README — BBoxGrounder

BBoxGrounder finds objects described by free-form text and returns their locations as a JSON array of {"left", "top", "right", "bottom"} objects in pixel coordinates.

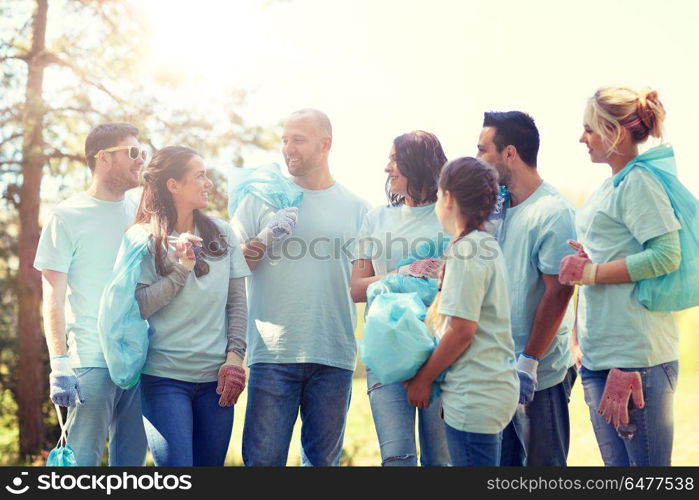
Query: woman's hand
[
  {"left": 559, "top": 253, "right": 597, "bottom": 286},
  {"left": 404, "top": 376, "right": 432, "bottom": 409},
  {"left": 216, "top": 352, "right": 246, "bottom": 407},
  {"left": 173, "top": 232, "right": 202, "bottom": 271},
  {"left": 397, "top": 258, "right": 443, "bottom": 279},
  {"left": 598, "top": 368, "right": 645, "bottom": 429}
]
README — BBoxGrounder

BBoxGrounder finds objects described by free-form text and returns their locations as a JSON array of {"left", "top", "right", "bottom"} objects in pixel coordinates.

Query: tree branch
[
  {"left": 0, "top": 54, "right": 27, "bottom": 63},
  {"left": 0, "top": 132, "right": 23, "bottom": 148},
  {"left": 47, "top": 106, "right": 111, "bottom": 120},
  {"left": 44, "top": 149, "right": 85, "bottom": 163}
]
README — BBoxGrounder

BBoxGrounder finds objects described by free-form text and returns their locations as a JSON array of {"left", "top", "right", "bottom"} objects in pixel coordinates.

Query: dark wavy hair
[
  {"left": 386, "top": 130, "right": 447, "bottom": 206},
  {"left": 134, "top": 146, "right": 227, "bottom": 277}
]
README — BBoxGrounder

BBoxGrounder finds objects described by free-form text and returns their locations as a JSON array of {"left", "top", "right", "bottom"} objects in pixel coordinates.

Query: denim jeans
[
  {"left": 66, "top": 367, "right": 147, "bottom": 466},
  {"left": 444, "top": 423, "right": 502, "bottom": 466},
  {"left": 140, "top": 375, "right": 234, "bottom": 466},
  {"left": 581, "top": 361, "right": 677, "bottom": 466},
  {"left": 366, "top": 370, "right": 450, "bottom": 466},
  {"left": 501, "top": 365, "right": 577, "bottom": 466},
  {"left": 242, "top": 363, "right": 353, "bottom": 466}
]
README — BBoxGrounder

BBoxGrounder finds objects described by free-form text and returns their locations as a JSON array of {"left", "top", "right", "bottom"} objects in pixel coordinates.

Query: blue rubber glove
[
  {"left": 516, "top": 354, "right": 539, "bottom": 405},
  {"left": 49, "top": 355, "right": 84, "bottom": 407}
]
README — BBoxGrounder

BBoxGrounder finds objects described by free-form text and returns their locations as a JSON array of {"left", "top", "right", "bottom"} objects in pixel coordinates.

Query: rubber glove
[
  {"left": 396, "top": 258, "right": 442, "bottom": 279},
  {"left": 598, "top": 368, "right": 645, "bottom": 429},
  {"left": 171, "top": 232, "right": 202, "bottom": 271},
  {"left": 49, "top": 355, "right": 84, "bottom": 407},
  {"left": 216, "top": 352, "right": 246, "bottom": 407},
  {"left": 256, "top": 207, "right": 298, "bottom": 246},
  {"left": 516, "top": 354, "right": 538, "bottom": 404}
]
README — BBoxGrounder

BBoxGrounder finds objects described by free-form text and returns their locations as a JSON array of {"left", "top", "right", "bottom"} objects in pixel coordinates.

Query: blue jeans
[
  {"left": 242, "top": 363, "right": 353, "bottom": 466},
  {"left": 581, "top": 361, "right": 678, "bottom": 466},
  {"left": 140, "top": 375, "right": 234, "bottom": 466},
  {"left": 367, "top": 371, "right": 450, "bottom": 466},
  {"left": 66, "top": 367, "right": 147, "bottom": 466},
  {"left": 501, "top": 365, "right": 577, "bottom": 466},
  {"left": 444, "top": 423, "right": 502, "bottom": 466}
]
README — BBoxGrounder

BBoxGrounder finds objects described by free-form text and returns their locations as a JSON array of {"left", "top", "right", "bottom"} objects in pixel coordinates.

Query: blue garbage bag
[
  {"left": 367, "top": 274, "right": 439, "bottom": 309},
  {"left": 613, "top": 144, "right": 699, "bottom": 311},
  {"left": 98, "top": 225, "right": 152, "bottom": 389},
  {"left": 361, "top": 293, "right": 434, "bottom": 384},
  {"left": 361, "top": 234, "right": 451, "bottom": 402},
  {"left": 47, "top": 404, "right": 77, "bottom": 467},
  {"left": 228, "top": 163, "right": 304, "bottom": 216}
]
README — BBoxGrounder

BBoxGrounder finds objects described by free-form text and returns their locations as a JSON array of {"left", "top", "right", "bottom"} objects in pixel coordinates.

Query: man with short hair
[
  {"left": 477, "top": 111, "right": 577, "bottom": 466},
  {"left": 232, "top": 109, "right": 370, "bottom": 466},
  {"left": 35, "top": 122, "right": 148, "bottom": 465}
]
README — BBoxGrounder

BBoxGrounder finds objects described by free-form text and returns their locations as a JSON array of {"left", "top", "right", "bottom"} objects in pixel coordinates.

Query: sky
[{"left": 142, "top": 0, "right": 699, "bottom": 207}]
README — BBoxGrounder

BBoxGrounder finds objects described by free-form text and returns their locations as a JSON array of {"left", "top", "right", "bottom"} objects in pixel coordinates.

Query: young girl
[
  {"left": 404, "top": 157, "right": 519, "bottom": 466},
  {"left": 560, "top": 86, "right": 681, "bottom": 466},
  {"left": 131, "top": 146, "right": 250, "bottom": 466},
  {"left": 351, "top": 131, "right": 450, "bottom": 466}
]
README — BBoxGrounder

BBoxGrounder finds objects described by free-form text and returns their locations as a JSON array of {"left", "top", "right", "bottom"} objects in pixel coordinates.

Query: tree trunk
[{"left": 17, "top": 0, "right": 48, "bottom": 457}]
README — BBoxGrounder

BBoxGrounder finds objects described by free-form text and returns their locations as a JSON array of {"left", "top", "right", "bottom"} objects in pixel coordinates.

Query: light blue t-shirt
[
  {"left": 138, "top": 219, "right": 250, "bottom": 383},
  {"left": 34, "top": 192, "right": 137, "bottom": 368},
  {"left": 355, "top": 203, "right": 445, "bottom": 274},
  {"left": 577, "top": 168, "right": 680, "bottom": 371},
  {"left": 436, "top": 232, "right": 519, "bottom": 434},
  {"left": 231, "top": 182, "right": 370, "bottom": 371},
  {"left": 497, "top": 181, "right": 576, "bottom": 390}
]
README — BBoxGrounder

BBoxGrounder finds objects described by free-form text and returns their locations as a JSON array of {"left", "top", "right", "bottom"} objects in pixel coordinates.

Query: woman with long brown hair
[
  {"left": 130, "top": 146, "right": 250, "bottom": 466},
  {"left": 350, "top": 131, "right": 450, "bottom": 466}
]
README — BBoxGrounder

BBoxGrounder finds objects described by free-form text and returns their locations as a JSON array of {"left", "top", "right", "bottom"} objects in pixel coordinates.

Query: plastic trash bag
[
  {"left": 397, "top": 234, "right": 451, "bottom": 268},
  {"left": 360, "top": 293, "right": 435, "bottom": 385},
  {"left": 47, "top": 404, "right": 77, "bottom": 467},
  {"left": 367, "top": 274, "right": 439, "bottom": 309},
  {"left": 228, "top": 163, "right": 304, "bottom": 216},
  {"left": 98, "top": 225, "right": 151, "bottom": 389},
  {"left": 613, "top": 145, "right": 699, "bottom": 311}
]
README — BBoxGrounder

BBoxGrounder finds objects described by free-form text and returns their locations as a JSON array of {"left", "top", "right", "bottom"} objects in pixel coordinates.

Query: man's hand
[
  {"left": 49, "top": 355, "right": 84, "bottom": 407},
  {"left": 256, "top": 207, "right": 299, "bottom": 246},
  {"left": 516, "top": 354, "right": 539, "bottom": 405}
]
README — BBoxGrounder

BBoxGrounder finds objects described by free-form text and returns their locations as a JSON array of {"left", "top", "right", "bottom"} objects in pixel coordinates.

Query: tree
[{"left": 0, "top": 0, "right": 276, "bottom": 459}]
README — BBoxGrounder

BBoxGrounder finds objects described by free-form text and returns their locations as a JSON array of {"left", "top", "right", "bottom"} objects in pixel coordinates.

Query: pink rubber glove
[
  {"left": 559, "top": 253, "right": 588, "bottom": 284},
  {"left": 566, "top": 239, "right": 589, "bottom": 259},
  {"left": 216, "top": 364, "right": 246, "bottom": 407},
  {"left": 397, "top": 258, "right": 442, "bottom": 279},
  {"left": 598, "top": 368, "right": 645, "bottom": 429}
]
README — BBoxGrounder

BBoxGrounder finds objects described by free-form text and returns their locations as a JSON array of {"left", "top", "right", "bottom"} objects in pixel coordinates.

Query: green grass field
[{"left": 223, "top": 307, "right": 699, "bottom": 466}]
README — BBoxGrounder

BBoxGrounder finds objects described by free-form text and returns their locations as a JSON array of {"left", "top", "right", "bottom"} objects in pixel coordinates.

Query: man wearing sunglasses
[{"left": 34, "top": 122, "right": 148, "bottom": 465}]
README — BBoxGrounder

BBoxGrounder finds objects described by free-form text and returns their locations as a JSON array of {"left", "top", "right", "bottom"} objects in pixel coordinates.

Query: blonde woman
[{"left": 560, "top": 87, "right": 681, "bottom": 466}]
